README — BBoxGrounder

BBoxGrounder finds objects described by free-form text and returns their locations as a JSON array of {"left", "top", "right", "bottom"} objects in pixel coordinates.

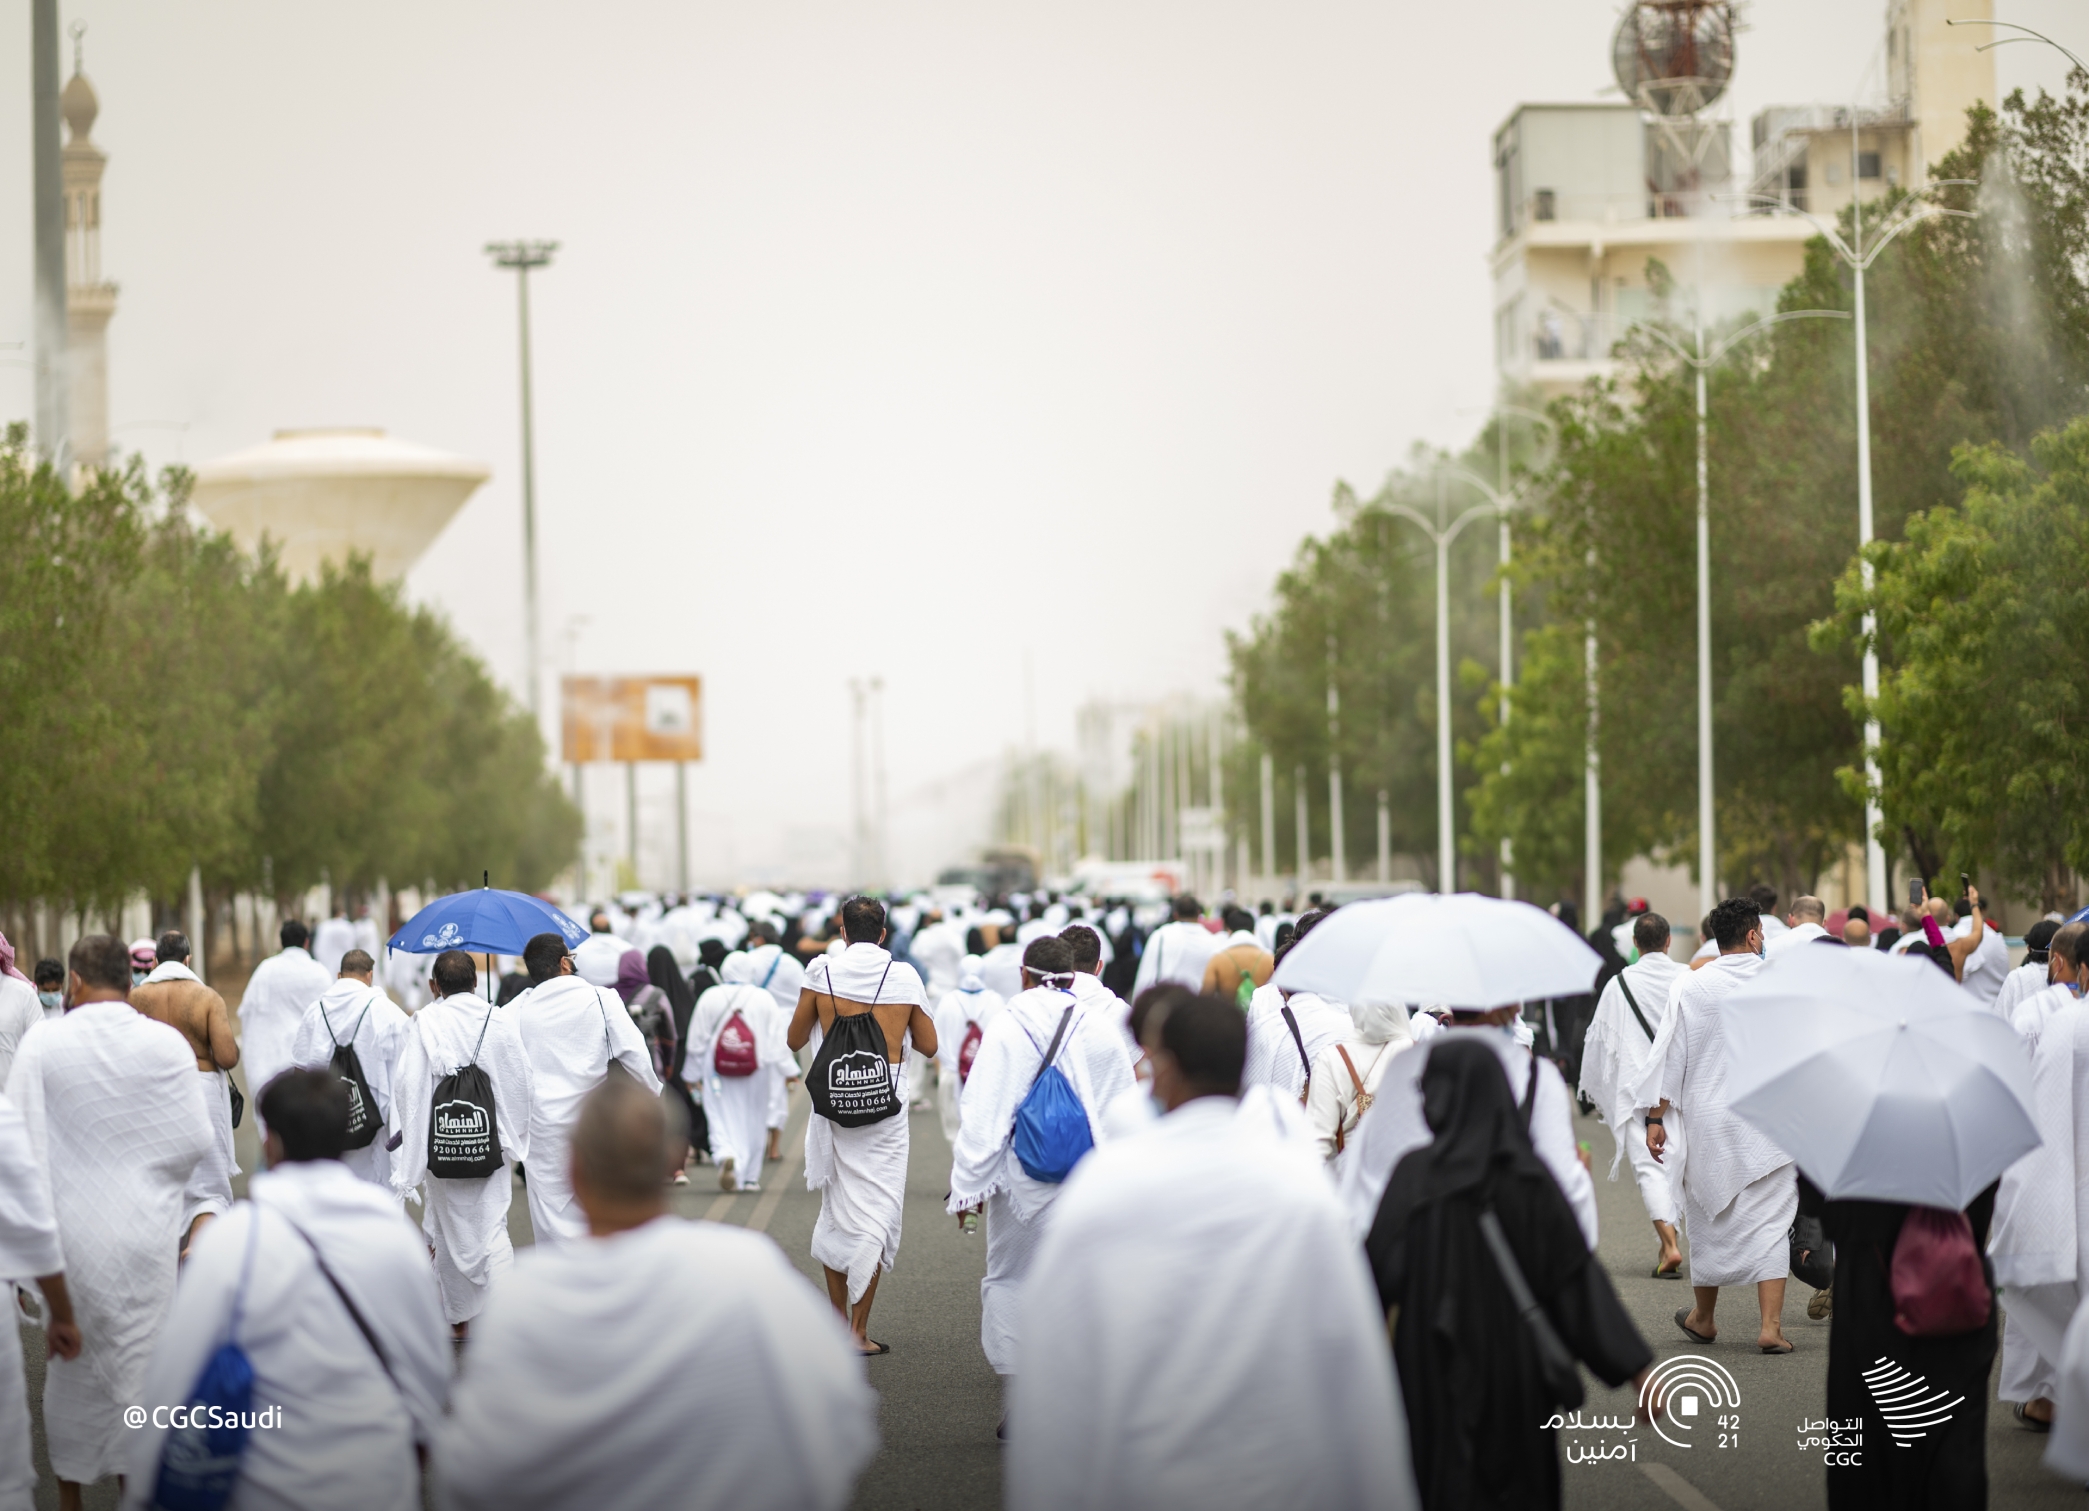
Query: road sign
[{"left": 561, "top": 676, "right": 703, "bottom": 763}]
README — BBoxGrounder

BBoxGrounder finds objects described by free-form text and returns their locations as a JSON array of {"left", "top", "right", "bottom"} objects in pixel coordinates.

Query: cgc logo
[{"left": 1638, "top": 1355, "right": 1742, "bottom": 1450}]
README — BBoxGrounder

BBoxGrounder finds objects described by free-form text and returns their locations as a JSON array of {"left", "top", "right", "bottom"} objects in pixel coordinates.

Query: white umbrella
[
  {"left": 1269, "top": 893, "right": 1603, "bottom": 1009},
  {"left": 1722, "top": 944, "right": 2036, "bottom": 1211}
]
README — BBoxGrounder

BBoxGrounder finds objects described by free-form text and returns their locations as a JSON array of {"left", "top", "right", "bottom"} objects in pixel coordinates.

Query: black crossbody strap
[
  {"left": 1521, "top": 1050, "right": 1540, "bottom": 1131},
  {"left": 1031, "top": 1003, "right": 1077, "bottom": 1093},
  {"left": 1279, "top": 1004, "right": 1311, "bottom": 1080},
  {"left": 470, "top": 999, "right": 494, "bottom": 1061},
  {"left": 1615, "top": 974, "right": 1656, "bottom": 1042},
  {"left": 264, "top": 1206, "right": 401, "bottom": 1395}
]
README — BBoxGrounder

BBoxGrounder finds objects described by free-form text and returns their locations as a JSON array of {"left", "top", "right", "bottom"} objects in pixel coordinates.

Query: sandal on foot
[
  {"left": 1653, "top": 1261, "right": 1684, "bottom": 1279},
  {"left": 1674, "top": 1308, "right": 1716, "bottom": 1344},
  {"left": 1760, "top": 1340, "right": 1795, "bottom": 1355},
  {"left": 2015, "top": 1402, "right": 2053, "bottom": 1434},
  {"left": 859, "top": 1340, "right": 891, "bottom": 1357}
]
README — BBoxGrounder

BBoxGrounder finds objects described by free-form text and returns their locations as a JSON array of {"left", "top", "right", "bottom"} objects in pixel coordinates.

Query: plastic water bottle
[{"left": 961, "top": 1210, "right": 981, "bottom": 1238}]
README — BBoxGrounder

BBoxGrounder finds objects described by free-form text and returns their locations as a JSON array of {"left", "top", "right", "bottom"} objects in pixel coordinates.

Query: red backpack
[
  {"left": 714, "top": 1010, "right": 759, "bottom": 1078},
  {"left": 1892, "top": 1206, "right": 1991, "bottom": 1337},
  {"left": 958, "top": 1020, "right": 985, "bottom": 1084}
]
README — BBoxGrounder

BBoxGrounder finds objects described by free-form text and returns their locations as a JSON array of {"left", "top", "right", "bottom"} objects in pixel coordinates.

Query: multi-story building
[{"left": 1492, "top": 0, "right": 1995, "bottom": 400}]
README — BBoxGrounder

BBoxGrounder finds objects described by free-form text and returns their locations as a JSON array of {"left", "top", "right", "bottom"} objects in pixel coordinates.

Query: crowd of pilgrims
[{"left": 0, "top": 875, "right": 2083, "bottom": 1509}]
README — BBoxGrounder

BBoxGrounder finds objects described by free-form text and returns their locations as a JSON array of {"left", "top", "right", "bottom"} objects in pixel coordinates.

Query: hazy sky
[{"left": 1, "top": 1, "right": 2075, "bottom": 885}]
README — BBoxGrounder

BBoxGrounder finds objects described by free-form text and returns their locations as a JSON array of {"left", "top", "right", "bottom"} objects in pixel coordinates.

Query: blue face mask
[
  {"left": 38, "top": 990, "right": 61, "bottom": 1012},
  {"left": 132, "top": 970, "right": 149, "bottom": 987}
]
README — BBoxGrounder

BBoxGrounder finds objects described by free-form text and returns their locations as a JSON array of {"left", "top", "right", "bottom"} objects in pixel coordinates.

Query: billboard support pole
[{"left": 676, "top": 760, "right": 689, "bottom": 893}]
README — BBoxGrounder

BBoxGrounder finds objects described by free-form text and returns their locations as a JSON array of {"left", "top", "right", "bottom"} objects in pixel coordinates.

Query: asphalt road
[{"left": 20, "top": 1071, "right": 2087, "bottom": 1510}]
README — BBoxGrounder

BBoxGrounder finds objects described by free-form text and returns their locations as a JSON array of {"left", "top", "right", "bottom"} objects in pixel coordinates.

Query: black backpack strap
[
  {"left": 1278, "top": 1003, "right": 1312, "bottom": 1084},
  {"left": 1615, "top": 974, "right": 1656, "bottom": 1042},
  {"left": 1521, "top": 1049, "right": 1540, "bottom": 1131},
  {"left": 470, "top": 1000, "right": 494, "bottom": 1062},
  {"left": 348, "top": 993, "right": 376, "bottom": 1045}
]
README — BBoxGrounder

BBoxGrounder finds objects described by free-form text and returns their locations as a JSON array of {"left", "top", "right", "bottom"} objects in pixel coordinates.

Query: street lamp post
[
  {"left": 1487, "top": 403, "right": 1551, "bottom": 901},
  {"left": 1380, "top": 464, "right": 1519, "bottom": 895},
  {"left": 485, "top": 240, "right": 558, "bottom": 721},
  {"left": 1626, "top": 307, "right": 1849, "bottom": 920},
  {"left": 1738, "top": 182, "right": 1973, "bottom": 911}
]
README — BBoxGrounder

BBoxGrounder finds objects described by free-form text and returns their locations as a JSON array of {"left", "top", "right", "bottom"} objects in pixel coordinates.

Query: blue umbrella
[{"left": 388, "top": 887, "right": 588, "bottom": 958}]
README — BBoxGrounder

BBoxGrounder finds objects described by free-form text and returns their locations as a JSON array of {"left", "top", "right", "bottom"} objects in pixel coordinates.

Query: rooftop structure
[
  {"left": 192, "top": 428, "right": 490, "bottom": 585},
  {"left": 62, "top": 30, "right": 116, "bottom": 469}
]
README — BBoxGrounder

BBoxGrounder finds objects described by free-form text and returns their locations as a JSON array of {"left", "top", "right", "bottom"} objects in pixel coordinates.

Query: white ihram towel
[{"left": 6, "top": 1002, "right": 211, "bottom": 1483}]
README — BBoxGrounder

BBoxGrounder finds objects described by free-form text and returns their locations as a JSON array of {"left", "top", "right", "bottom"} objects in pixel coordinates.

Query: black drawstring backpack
[
  {"left": 322, "top": 994, "right": 381, "bottom": 1151},
  {"left": 806, "top": 961, "right": 901, "bottom": 1127},
  {"left": 427, "top": 1004, "right": 504, "bottom": 1179}
]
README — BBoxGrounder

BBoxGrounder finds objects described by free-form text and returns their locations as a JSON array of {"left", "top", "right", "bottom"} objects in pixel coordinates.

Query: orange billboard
[{"left": 561, "top": 676, "right": 703, "bottom": 763}]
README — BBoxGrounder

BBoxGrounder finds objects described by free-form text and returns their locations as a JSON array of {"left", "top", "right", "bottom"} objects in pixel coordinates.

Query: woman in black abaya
[
  {"left": 1367, "top": 1038, "right": 1654, "bottom": 1510},
  {"left": 647, "top": 944, "right": 706, "bottom": 1171}
]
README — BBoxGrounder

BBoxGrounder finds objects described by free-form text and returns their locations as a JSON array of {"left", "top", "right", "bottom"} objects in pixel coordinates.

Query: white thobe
[
  {"left": 0, "top": 977, "right": 40, "bottom": 1089},
  {"left": 291, "top": 980, "right": 412, "bottom": 1189},
  {"left": 1131, "top": 920, "right": 1223, "bottom": 995},
  {"left": 1634, "top": 951, "right": 1795, "bottom": 1286},
  {"left": 947, "top": 985, "right": 1135, "bottom": 1375},
  {"left": 1995, "top": 960, "right": 2055, "bottom": 1024},
  {"left": 1991, "top": 985, "right": 2088, "bottom": 1403},
  {"left": 691, "top": 982, "right": 786, "bottom": 1186},
  {"left": 1579, "top": 952, "right": 1687, "bottom": 1225},
  {"left": 313, "top": 916, "right": 357, "bottom": 977},
  {"left": 1764, "top": 921, "right": 1828, "bottom": 955},
  {"left": 439, "top": 1217, "right": 877, "bottom": 1511},
  {"left": 138, "top": 961, "right": 241, "bottom": 1228},
  {"left": 6, "top": 1003, "right": 212, "bottom": 1483},
  {"left": 238, "top": 947, "right": 333, "bottom": 1129},
  {"left": 120, "top": 1160, "right": 450, "bottom": 1511},
  {"left": 0, "top": 1092, "right": 62, "bottom": 1511},
  {"left": 1334, "top": 1026, "right": 1599, "bottom": 1250},
  {"left": 1953, "top": 918, "right": 2011, "bottom": 1007},
  {"left": 802, "top": 946, "right": 925, "bottom": 1305},
  {"left": 1009, "top": 1097, "right": 1417, "bottom": 1511},
  {"left": 910, "top": 922, "right": 967, "bottom": 1003},
  {"left": 930, "top": 984, "right": 1006, "bottom": 1145},
  {"left": 389, "top": 993, "right": 535, "bottom": 1324},
  {"left": 980, "top": 943, "right": 1025, "bottom": 1002},
  {"left": 505, "top": 974, "right": 661, "bottom": 1246},
  {"left": 1242, "top": 986, "right": 1354, "bottom": 1103}
]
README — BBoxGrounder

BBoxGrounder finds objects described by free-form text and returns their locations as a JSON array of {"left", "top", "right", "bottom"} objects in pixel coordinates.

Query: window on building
[
  {"left": 1533, "top": 188, "right": 1555, "bottom": 222},
  {"left": 1858, "top": 151, "right": 1881, "bottom": 180}
]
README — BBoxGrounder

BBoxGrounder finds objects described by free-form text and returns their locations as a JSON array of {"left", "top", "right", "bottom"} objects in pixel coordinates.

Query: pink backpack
[
  {"left": 713, "top": 1011, "right": 759, "bottom": 1078},
  {"left": 1892, "top": 1206, "right": 1991, "bottom": 1337},
  {"left": 958, "top": 1021, "right": 985, "bottom": 1084}
]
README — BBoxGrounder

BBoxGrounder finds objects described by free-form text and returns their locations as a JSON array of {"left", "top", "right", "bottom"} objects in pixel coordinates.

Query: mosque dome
[{"left": 61, "top": 69, "right": 98, "bottom": 141}]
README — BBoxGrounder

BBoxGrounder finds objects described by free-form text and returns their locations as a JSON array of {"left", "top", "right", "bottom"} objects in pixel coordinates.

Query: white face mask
[{"left": 38, "top": 990, "right": 61, "bottom": 1011}]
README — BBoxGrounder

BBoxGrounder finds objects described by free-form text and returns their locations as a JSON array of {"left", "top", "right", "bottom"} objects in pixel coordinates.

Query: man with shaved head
[{"left": 441, "top": 1078, "right": 878, "bottom": 1511}]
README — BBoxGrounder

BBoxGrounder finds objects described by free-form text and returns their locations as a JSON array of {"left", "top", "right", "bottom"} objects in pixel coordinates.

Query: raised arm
[{"left": 1946, "top": 886, "right": 1986, "bottom": 981}]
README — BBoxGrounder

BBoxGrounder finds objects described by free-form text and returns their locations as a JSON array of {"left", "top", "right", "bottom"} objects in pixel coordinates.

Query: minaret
[{"left": 61, "top": 26, "right": 117, "bottom": 470}]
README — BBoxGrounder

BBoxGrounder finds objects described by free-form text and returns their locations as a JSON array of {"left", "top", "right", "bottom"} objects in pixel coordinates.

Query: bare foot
[
  {"left": 1758, "top": 1326, "right": 1792, "bottom": 1352},
  {"left": 1656, "top": 1245, "right": 1684, "bottom": 1275}
]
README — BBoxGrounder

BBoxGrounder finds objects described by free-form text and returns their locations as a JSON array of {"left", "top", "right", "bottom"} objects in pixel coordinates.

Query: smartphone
[
  {"left": 1908, "top": 877, "right": 1924, "bottom": 906},
  {"left": 1960, "top": 871, "right": 1971, "bottom": 897}
]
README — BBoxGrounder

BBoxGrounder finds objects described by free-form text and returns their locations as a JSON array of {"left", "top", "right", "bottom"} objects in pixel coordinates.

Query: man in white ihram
[
  {"left": 1989, "top": 922, "right": 2089, "bottom": 1430},
  {"left": 441, "top": 1077, "right": 878, "bottom": 1511},
  {"left": 123, "top": 1069, "right": 449, "bottom": 1511},
  {"left": 1578, "top": 910, "right": 1688, "bottom": 1278},
  {"left": 1009, "top": 994, "right": 1416, "bottom": 1510},
  {"left": 0, "top": 1080, "right": 81, "bottom": 1511},
  {"left": 238, "top": 920, "right": 333, "bottom": 1134},
  {"left": 931, "top": 954, "right": 1006, "bottom": 1145},
  {"left": 1635, "top": 896, "right": 1795, "bottom": 1353},
  {"left": 745, "top": 916, "right": 807, "bottom": 1160},
  {"left": 7, "top": 935, "right": 212, "bottom": 1511},
  {"left": 290, "top": 948, "right": 412, "bottom": 1190},
  {"left": 1130, "top": 893, "right": 1221, "bottom": 995},
  {"left": 788, "top": 896, "right": 936, "bottom": 1355},
  {"left": 948, "top": 936, "right": 1134, "bottom": 1392},
  {"left": 389, "top": 950, "right": 535, "bottom": 1336},
  {"left": 506, "top": 931, "right": 662, "bottom": 1244},
  {"left": 690, "top": 951, "right": 787, "bottom": 1192}
]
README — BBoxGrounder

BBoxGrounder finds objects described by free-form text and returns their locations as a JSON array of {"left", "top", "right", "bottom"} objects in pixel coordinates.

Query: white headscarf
[
  {"left": 1350, "top": 1000, "right": 1415, "bottom": 1047},
  {"left": 720, "top": 950, "right": 755, "bottom": 985},
  {"left": 958, "top": 954, "right": 985, "bottom": 992}
]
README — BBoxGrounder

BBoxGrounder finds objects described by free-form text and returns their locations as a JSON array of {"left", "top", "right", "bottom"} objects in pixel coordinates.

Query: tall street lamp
[
  {"left": 1380, "top": 465, "right": 1521, "bottom": 895},
  {"left": 1474, "top": 402, "right": 1552, "bottom": 901},
  {"left": 1626, "top": 307, "right": 1849, "bottom": 920},
  {"left": 485, "top": 240, "right": 558, "bottom": 720},
  {"left": 1740, "top": 178, "right": 1973, "bottom": 911}
]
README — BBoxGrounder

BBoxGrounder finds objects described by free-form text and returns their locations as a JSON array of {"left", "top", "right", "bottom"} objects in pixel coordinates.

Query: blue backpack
[
  {"left": 1011, "top": 1001, "right": 1095, "bottom": 1183},
  {"left": 150, "top": 1212, "right": 261, "bottom": 1511}
]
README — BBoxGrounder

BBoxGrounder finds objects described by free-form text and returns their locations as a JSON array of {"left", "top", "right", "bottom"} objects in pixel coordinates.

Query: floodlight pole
[
  {"left": 1381, "top": 464, "right": 1519, "bottom": 897},
  {"left": 1488, "top": 402, "right": 1550, "bottom": 902},
  {"left": 1733, "top": 183, "right": 1972, "bottom": 914},
  {"left": 485, "top": 240, "right": 558, "bottom": 720}
]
